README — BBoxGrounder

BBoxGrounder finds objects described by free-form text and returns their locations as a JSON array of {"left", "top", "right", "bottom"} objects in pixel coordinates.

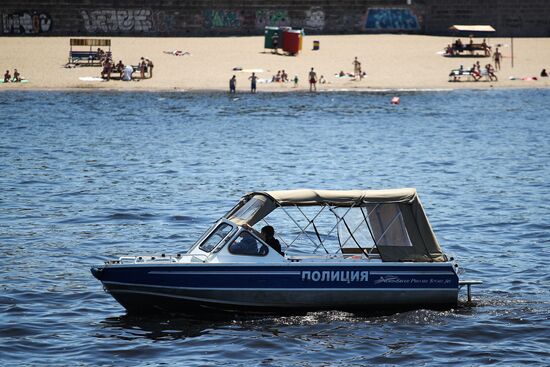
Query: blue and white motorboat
[{"left": 91, "top": 189, "right": 480, "bottom": 314}]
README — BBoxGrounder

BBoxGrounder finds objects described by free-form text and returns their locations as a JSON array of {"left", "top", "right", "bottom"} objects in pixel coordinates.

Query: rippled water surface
[{"left": 1, "top": 90, "right": 549, "bottom": 366}]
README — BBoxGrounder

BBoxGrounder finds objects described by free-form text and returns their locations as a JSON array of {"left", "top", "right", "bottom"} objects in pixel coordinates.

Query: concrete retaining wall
[{"left": 1, "top": 1, "right": 549, "bottom": 37}]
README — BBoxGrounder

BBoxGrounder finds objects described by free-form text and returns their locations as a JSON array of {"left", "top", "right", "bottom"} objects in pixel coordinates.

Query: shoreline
[
  {"left": 1, "top": 85, "right": 547, "bottom": 94},
  {"left": 1, "top": 35, "right": 549, "bottom": 92}
]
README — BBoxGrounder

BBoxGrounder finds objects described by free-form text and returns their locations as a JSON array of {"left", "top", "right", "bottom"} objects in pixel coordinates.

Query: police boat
[{"left": 91, "top": 189, "right": 480, "bottom": 314}]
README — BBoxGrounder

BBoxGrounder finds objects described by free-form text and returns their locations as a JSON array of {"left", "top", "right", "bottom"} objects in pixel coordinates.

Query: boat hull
[{"left": 91, "top": 263, "right": 459, "bottom": 314}]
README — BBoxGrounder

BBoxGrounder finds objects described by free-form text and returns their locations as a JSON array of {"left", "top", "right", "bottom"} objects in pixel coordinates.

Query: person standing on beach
[
  {"left": 229, "top": 75, "right": 237, "bottom": 94},
  {"left": 146, "top": 59, "right": 154, "bottom": 78},
  {"left": 353, "top": 57, "right": 362, "bottom": 79},
  {"left": 139, "top": 57, "right": 146, "bottom": 79},
  {"left": 493, "top": 48, "right": 502, "bottom": 70},
  {"left": 308, "top": 67, "right": 317, "bottom": 92},
  {"left": 272, "top": 32, "right": 279, "bottom": 54},
  {"left": 249, "top": 72, "right": 258, "bottom": 93}
]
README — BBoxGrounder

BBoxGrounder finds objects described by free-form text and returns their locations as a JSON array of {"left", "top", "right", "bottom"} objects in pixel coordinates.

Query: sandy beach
[{"left": 0, "top": 35, "right": 549, "bottom": 92}]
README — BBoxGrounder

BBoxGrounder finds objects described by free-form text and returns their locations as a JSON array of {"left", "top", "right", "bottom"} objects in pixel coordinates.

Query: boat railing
[
  {"left": 111, "top": 253, "right": 209, "bottom": 265},
  {"left": 286, "top": 254, "right": 380, "bottom": 262}
]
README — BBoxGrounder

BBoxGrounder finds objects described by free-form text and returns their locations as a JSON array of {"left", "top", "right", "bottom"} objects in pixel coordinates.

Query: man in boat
[
  {"left": 230, "top": 231, "right": 261, "bottom": 255},
  {"left": 261, "top": 226, "right": 284, "bottom": 256}
]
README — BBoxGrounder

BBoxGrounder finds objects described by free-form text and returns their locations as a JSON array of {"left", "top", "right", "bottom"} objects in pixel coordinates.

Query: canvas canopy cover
[
  {"left": 227, "top": 189, "right": 446, "bottom": 263},
  {"left": 70, "top": 38, "right": 111, "bottom": 47},
  {"left": 449, "top": 25, "right": 495, "bottom": 32}
]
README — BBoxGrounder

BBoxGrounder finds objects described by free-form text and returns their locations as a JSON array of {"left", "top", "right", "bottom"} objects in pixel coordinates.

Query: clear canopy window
[{"left": 199, "top": 222, "right": 234, "bottom": 252}]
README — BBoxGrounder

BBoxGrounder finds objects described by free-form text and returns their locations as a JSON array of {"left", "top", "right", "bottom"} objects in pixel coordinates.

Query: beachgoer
[
  {"left": 541, "top": 69, "right": 548, "bottom": 77},
  {"left": 309, "top": 67, "right": 317, "bottom": 92},
  {"left": 272, "top": 32, "right": 279, "bottom": 54},
  {"left": 481, "top": 38, "right": 491, "bottom": 56},
  {"left": 97, "top": 48, "right": 105, "bottom": 61},
  {"left": 485, "top": 64, "right": 497, "bottom": 81},
  {"left": 115, "top": 60, "right": 124, "bottom": 75},
  {"left": 319, "top": 75, "right": 326, "bottom": 84},
  {"left": 353, "top": 57, "right": 361, "bottom": 78},
  {"left": 249, "top": 72, "right": 258, "bottom": 93},
  {"left": 229, "top": 75, "right": 236, "bottom": 93},
  {"left": 470, "top": 64, "right": 481, "bottom": 81},
  {"left": 146, "top": 59, "right": 154, "bottom": 78},
  {"left": 339, "top": 70, "right": 345, "bottom": 77},
  {"left": 275, "top": 70, "right": 281, "bottom": 82},
  {"left": 281, "top": 70, "right": 288, "bottom": 82},
  {"left": 139, "top": 57, "right": 145, "bottom": 79},
  {"left": 455, "top": 39, "right": 463, "bottom": 51},
  {"left": 261, "top": 225, "right": 283, "bottom": 256},
  {"left": 4, "top": 70, "right": 11, "bottom": 83},
  {"left": 13, "top": 69, "right": 21, "bottom": 82},
  {"left": 293, "top": 75, "right": 298, "bottom": 87},
  {"left": 493, "top": 48, "right": 502, "bottom": 70},
  {"left": 122, "top": 64, "right": 133, "bottom": 81},
  {"left": 101, "top": 59, "right": 112, "bottom": 81}
]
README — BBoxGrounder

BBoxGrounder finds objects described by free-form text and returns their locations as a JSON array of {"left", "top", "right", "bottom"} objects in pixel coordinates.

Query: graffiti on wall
[
  {"left": 81, "top": 9, "right": 153, "bottom": 33},
  {"left": 152, "top": 11, "right": 176, "bottom": 33},
  {"left": 2, "top": 11, "right": 52, "bottom": 34},
  {"left": 365, "top": 8, "right": 420, "bottom": 30},
  {"left": 304, "top": 7, "right": 325, "bottom": 30},
  {"left": 255, "top": 9, "right": 290, "bottom": 28},
  {"left": 203, "top": 9, "right": 241, "bottom": 28}
]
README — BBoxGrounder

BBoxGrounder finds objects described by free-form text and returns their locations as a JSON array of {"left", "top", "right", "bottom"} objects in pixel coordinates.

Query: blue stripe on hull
[{"left": 92, "top": 264, "right": 459, "bottom": 291}]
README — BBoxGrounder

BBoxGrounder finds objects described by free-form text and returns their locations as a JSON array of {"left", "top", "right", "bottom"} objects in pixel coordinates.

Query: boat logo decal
[{"left": 374, "top": 275, "right": 452, "bottom": 285}]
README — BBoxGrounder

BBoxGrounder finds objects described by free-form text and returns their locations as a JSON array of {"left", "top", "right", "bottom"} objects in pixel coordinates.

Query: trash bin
[
  {"left": 264, "top": 26, "right": 279, "bottom": 49},
  {"left": 283, "top": 30, "right": 301, "bottom": 55},
  {"left": 313, "top": 40, "right": 320, "bottom": 50}
]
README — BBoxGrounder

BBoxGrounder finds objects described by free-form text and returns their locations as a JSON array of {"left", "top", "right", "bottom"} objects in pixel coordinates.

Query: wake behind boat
[{"left": 91, "top": 188, "right": 480, "bottom": 314}]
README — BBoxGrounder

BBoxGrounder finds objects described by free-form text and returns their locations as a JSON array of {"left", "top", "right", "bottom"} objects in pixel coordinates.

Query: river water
[{"left": 1, "top": 89, "right": 549, "bottom": 366}]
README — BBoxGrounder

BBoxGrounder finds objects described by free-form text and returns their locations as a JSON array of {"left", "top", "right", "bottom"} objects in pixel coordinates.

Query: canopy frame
[{"left": 226, "top": 189, "right": 447, "bottom": 263}]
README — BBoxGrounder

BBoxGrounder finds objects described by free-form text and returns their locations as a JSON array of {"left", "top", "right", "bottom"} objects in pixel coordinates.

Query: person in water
[
  {"left": 248, "top": 72, "right": 258, "bottom": 93},
  {"left": 229, "top": 75, "right": 237, "bottom": 93}
]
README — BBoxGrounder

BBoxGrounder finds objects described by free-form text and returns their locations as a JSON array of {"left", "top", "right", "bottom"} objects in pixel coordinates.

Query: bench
[
  {"left": 67, "top": 39, "right": 111, "bottom": 67},
  {"left": 68, "top": 51, "right": 101, "bottom": 66},
  {"left": 445, "top": 43, "right": 491, "bottom": 57},
  {"left": 448, "top": 69, "right": 494, "bottom": 82}
]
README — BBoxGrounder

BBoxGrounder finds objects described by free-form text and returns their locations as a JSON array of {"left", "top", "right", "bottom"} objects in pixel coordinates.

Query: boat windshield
[
  {"left": 230, "top": 196, "right": 265, "bottom": 223},
  {"left": 199, "top": 222, "right": 234, "bottom": 253}
]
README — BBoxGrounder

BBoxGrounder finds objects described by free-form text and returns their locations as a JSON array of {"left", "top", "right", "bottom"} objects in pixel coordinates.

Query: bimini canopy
[
  {"left": 449, "top": 25, "right": 495, "bottom": 32},
  {"left": 227, "top": 189, "right": 446, "bottom": 262}
]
